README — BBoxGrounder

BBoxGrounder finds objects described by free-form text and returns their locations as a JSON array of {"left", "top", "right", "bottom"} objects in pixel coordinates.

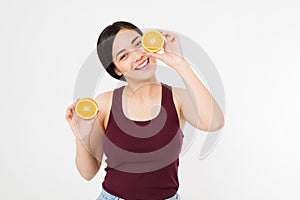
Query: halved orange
[
  {"left": 75, "top": 98, "right": 98, "bottom": 119},
  {"left": 142, "top": 30, "right": 164, "bottom": 52}
]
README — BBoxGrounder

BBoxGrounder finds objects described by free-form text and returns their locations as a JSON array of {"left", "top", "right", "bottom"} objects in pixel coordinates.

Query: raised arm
[
  {"left": 146, "top": 31, "right": 224, "bottom": 132},
  {"left": 66, "top": 92, "right": 111, "bottom": 181}
]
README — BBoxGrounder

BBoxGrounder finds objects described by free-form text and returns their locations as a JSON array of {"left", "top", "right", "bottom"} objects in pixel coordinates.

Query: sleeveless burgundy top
[{"left": 102, "top": 82, "right": 184, "bottom": 200}]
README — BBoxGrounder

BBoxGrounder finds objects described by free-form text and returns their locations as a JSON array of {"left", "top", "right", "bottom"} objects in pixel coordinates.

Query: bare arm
[
  {"left": 75, "top": 137, "right": 101, "bottom": 181},
  {"left": 66, "top": 92, "right": 110, "bottom": 181},
  {"left": 174, "top": 62, "right": 225, "bottom": 132},
  {"left": 145, "top": 31, "right": 224, "bottom": 132}
]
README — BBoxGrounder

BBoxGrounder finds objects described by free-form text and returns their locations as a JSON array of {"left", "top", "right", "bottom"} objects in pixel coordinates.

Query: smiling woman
[
  {"left": 65, "top": 20, "right": 224, "bottom": 200},
  {"left": 96, "top": 21, "right": 144, "bottom": 82},
  {"left": 111, "top": 29, "right": 154, "bottom": 75}
]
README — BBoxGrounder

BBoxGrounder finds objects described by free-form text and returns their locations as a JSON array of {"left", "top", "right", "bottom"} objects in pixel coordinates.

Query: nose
[{"left": 131, "top": 48, "right": 145, "bottom": 63}]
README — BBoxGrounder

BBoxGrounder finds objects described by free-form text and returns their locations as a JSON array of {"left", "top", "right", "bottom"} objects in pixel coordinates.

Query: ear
[{"left": 113, "top": 67, "right": 123, "bottom": 76}]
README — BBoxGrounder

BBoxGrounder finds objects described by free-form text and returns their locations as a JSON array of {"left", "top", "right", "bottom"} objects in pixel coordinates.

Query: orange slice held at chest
[
  {"left": 75, "top": 98, "right": 99, "bottom": 119},
  {"left": 142, "top": 30, "right": 165, "bottom": 52}
]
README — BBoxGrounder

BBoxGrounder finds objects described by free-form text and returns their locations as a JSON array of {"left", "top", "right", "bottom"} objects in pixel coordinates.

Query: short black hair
[{"left": 96, "top": 21, "right": 143, "bottom": 82}]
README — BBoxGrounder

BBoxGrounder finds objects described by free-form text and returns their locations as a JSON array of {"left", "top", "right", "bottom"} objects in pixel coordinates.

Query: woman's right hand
[{"left": 65, "top": 98, "right": 100, "bottom": 140}]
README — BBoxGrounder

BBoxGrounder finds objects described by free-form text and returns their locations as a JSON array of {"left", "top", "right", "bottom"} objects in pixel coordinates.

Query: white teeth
[{"left": 135, "top": 59, "right": 148, "bottom": 70}]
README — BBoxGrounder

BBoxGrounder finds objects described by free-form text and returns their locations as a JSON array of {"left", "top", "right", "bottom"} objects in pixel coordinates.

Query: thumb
[
  {"left": 95, "top": 109, "right": 102, "bottom": 118},
  {"left": 146, "top": 52, "right": 165, "bottom": 61}
]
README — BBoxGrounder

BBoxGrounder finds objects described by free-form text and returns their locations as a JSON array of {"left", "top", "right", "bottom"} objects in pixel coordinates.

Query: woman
[{"left": 65, "top": 21, "right": 224, "bottom": 200}]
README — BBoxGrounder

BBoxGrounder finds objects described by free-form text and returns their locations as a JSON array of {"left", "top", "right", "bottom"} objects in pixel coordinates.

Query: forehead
[{"left": 112, "top": 29, "right": 141, "bottom": 57}]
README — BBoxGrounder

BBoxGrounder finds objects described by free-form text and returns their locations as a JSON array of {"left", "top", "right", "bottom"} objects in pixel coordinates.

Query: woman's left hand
[{"left": 146, "top": 31, "right": 186, "bottom": 71}]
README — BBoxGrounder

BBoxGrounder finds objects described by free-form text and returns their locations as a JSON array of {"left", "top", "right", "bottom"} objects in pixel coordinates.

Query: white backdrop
[{"left": 1, "top": 0, "right": 300, "bottom": 199}]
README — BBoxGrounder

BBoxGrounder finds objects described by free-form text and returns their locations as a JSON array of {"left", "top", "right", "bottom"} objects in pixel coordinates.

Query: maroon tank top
[{"left": 102, "top": 82, "right": 184, "bottom": 200}]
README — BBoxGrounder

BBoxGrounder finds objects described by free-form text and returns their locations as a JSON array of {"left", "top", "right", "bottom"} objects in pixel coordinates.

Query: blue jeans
[{"left": 96, "top": 187, "right": 181, "bottom": 200}]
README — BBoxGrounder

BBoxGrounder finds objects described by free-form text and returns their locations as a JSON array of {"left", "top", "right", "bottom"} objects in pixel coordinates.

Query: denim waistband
[{"left": 98, "top": 187, "right": 180, "bottom": 200}]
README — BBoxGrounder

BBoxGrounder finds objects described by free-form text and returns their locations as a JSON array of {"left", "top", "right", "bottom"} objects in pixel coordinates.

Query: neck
[{"left": 124, "top": 76, "right": 161, "bottom": 101}]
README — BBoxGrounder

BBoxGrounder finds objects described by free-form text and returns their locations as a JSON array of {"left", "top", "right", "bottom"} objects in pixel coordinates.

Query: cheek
[{"left": 116, "top": 60, "right": 132, "bottom": 72}]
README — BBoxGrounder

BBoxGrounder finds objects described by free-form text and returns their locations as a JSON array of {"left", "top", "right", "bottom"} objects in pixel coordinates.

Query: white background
[{"left": 1, "top": 0, "right": 300, "bottom": 199}]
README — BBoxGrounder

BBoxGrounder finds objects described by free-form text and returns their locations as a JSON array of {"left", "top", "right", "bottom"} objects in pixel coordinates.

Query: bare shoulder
[
  {"left": 172, "top": 86, "right": 186, "bottom": 106},
  {"left": 171, "top": 86, "right": 186, "bottom": 125},
  {"left": 94, "top": 91, "right": 114, "bottom": 130},
  {"left": 95, "top": 91, "right": 113, "bottom": 106}
]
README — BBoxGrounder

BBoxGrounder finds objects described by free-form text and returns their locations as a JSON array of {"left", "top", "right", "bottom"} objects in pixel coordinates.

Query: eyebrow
[{"left": 115, "top": 36, "right": 141, "bottom": 60}]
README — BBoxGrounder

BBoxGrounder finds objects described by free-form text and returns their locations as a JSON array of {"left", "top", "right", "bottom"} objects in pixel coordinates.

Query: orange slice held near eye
[
  {"left": 75, "top": 98, "right": 99, "bottom": 119},
  {"left": 142, "top": 30, "right": 165, "bottom": 53}
]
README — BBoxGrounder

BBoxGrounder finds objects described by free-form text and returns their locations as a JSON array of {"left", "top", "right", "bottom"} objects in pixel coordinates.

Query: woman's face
[{"left": 112, "top": 29, "right": 157, "bottom": 81}]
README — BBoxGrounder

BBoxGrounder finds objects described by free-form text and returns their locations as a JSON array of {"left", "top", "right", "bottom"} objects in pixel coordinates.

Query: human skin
[{"left": 65, "top": 28, "right": 225, "bottom": 181}]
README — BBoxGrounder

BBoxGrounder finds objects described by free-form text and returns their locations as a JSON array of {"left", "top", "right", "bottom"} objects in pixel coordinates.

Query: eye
[
  {"left": 135, "top": 41, "right": 142, "bottom": 47},
  {"left": 120, "top": 53, "right": 128, "bottom": 61}
]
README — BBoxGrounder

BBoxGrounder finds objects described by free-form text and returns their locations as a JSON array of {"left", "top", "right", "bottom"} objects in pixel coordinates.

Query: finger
[
  {"left": 163, "top": 40, "right": 168, "bottom": 51},
  {"left": 159, "top": 31, "right": 176, "bottom": 41},
  {"left": 66, "top": 106, "right": 74, "bottom": 114},
  {"left": 66, "top": 109, "right": 72, "bottom": 118},
  {"left": 157, "top": 31, "right": 175, "bottom": 43},
  {"left": 74, "top": 98, "right": 80, "bottom": 105},
  {"left": 146, "top": 52, "right": 164, "bottom": 61},
  {"left": 72, "top": 99, "right": 80, "bottom": 111},
  {"left": 65, "top": 113, "right": 72, "bottom": 121},
  {"left": 95, "top": 110, "right": 101, "bottom": 118},
  {"left": 163, "top": 34, "right": 173, "bottom": 42},
  {"left": 66, "top": 101, "right": 76, "bottom": 111},
  {"left": 158, "top": 30, "right": 171, "bottom": 37},
  {"left": 67, "top": 107, "right": 73, "bottom": 115},
  {"left": 67, "top": 104, "right": 74, "bottom": 110},
  {"left": 165, "top": 35, "right": 176, "bottom": 43},
  {"left": 68, "top": 109, "right": 73, "bottom": 116},
  {"left": 160, "top": 32, "right": 169, "bottom": 37}
]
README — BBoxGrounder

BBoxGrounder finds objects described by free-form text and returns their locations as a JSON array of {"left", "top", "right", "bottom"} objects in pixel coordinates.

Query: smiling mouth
[{"left": 134, "top": 58, "right": 150, "bottom": 70}]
